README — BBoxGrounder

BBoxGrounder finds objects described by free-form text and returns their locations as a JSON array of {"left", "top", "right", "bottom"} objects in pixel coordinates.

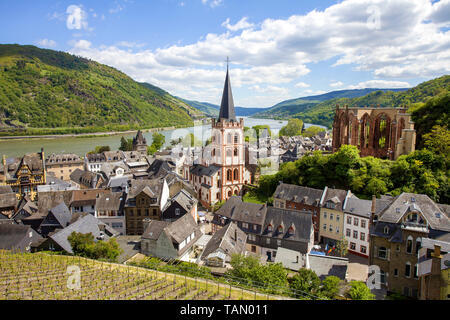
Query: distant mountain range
[
  {"left": 180, "top": 88, "right": 410, "bottom": 122},
  {"left": 177, "top": 97, "right": 271, "bottom": 117}
]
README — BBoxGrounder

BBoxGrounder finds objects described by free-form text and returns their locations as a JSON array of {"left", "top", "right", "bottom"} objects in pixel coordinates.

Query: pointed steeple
[{"left": 218, "top": 59, "right": 236, "bottom": 121}]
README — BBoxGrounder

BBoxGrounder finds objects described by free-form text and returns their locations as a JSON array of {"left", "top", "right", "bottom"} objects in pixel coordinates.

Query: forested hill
[
  {"left": 254, "top": 75, "right": 450, "bottom": 129},
  {"left": 0, "top": 44, "right": 203, "bottom": 135}
]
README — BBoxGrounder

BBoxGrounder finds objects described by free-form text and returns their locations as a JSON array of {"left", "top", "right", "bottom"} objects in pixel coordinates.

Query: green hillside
[
  {"left": 0, "top": 44, "right": 203, "bottom": 135},
  {"left": 276, "top": 75, "right": 450, "bottom": 129},
  {"left": 253, "top": 88, "right": 408, "bottom": 121}
]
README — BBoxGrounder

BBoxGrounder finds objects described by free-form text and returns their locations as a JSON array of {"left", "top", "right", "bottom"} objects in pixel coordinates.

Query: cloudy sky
[{"left": 1, "top": 0, "right": 449, "bottom": 107}]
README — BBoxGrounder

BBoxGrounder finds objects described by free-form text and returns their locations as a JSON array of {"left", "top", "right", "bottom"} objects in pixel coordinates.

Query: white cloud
[
  {"left": 68, "top": 0, "right": 450, "bottom": 105},
  {"left": 222, "top": 17, "right": 254, "bottom": 31},
  {"left": 36, "top": 39, "right": 57, "bottom": 48},
  {"left": 66, "top": 5, "right": 88, "bottom": 30},
  {"left": 330, "top": 81, "right": 344, "bottom": 88},
  {"left": 202, "top": 0, "right": 223, "bottom": 8},
  {"left": 70, "top": 39, "right": 92, "bottom": 50},
  {"left": 294, "top": 82, "right": 310, "bottom": 88},
  {"left": 347, "top": 80, "right": 411, "bottom": 89}
]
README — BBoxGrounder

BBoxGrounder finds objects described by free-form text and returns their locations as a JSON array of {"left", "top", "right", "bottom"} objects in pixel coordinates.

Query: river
[{"left": 0, "top": 117, "right": 326, "bottom": 158}]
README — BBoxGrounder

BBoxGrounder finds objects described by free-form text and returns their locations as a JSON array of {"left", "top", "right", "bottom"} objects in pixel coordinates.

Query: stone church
[
  {"left": 332, "top": 105, "right": 416, "bottom": 160},
  {"left": 183, "top": 66, "right": 251, "bottom": 209}
]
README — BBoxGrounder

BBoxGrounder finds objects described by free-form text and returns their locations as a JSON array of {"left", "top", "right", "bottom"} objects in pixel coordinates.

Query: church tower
[
  {"left": 133, "top": 130, "right": 148, "bottom": 155},
  {"left": 210, "top": 61, "right": 247, "bottom": 200}
]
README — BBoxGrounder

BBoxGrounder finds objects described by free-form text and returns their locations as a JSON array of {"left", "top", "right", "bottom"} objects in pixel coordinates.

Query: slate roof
[
  {"left": 218, "top": 67, "right": 236, "bottom": 121},
  {"left": 0, "top": 193, "right": 18, "bottom": 209},
  {"left": 37, "top": 191, "right": 73, "bottom": 214},
  {"left": 214, "top": 196, "right": 267, "bottom": 225},
  {"left": 344, "top": 197, "right": 372, "bottom": 218},
  {"left": 437, "top": 203, "right": 450, "bottom": 219},
  {"left": 164, "top": 213, "right": 200, "bottom": 244},
  {"left": 42, "top": 202, "right": 72, "bottom": 228},
  {"left": 163, "top": 189, "right": 197, "bottom": 213},
  {"left": 148, "top": 159, "right": 175, "bottom": 179},
  {"left": 0, "top": 224, "right": 42, "bottom": 250},
  {"left": 200, "top": 222, "right": 247, "bottom": 260},
  {"left": 377, "top": 193, "right": 450, "bottom": 232},
  {"left": 46, "top": 153, "right": 83, "bottom": 165},
  {"left": 142, "top": 220, "right": 171, "bottom": 240},
  {"left": 262, "top": 207, "right": 313, "bottom": 242},
  {"left": 70, "top": 189, "right": 109, "bottom": 207},
  {"left": 273, "top": 183, "right": 323, "bottom": 206},
  {"left": 308, "top": 254, "right": 348, "bottom": 280},
  {"left": 0, "top": 185, "right": 13, "bottom": 194},
  {"left": 321, "top": 187, "right": 349, "bottom": 211},
  {"left": 70, "top": 169, "right": 103, "bottom": 188},
  {"left": 189, "top": 164, "right": 221, "bottom": 177},
  {"left": 95, "top": 192, "right": 125, "bottom": 212},
  {"left": 49, "top": 214, "right": 118, "bottom": 254}
]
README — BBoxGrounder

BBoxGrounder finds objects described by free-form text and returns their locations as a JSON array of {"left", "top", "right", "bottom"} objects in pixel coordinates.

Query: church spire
[{"left": 218, "top": 57, "right": 236, "bottom": 121}]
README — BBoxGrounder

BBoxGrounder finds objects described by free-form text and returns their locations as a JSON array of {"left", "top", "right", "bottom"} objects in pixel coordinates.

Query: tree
[
  {"left": 181, "top": 133, "right": 201, "bottom": 147},
  {"left": 119, "top": 136, "right": 133, "bottom": 151},
  {"left": 347, "top": 281, "right": 375, "bottom": 300},
  {"left": 67, "top": 232, "right": 122, "bottom": 262},
  {"left": 88, "top": 145, "right": 110, "bottom": 154},
  {"left": 147, "top": 132, "right": 165, "bottom": 155},
  {"left": 302, "top": 125, "right": 326, "bottom": 138},
  {"left": 335, "top": 237, "right": 348, "bottom": 257},
  {"left": 279, "top": 119, "right": 304, "bottom": 137},
  {"left": 288, "top": 268, "right": 321, "bottom": 298},
  {"left": 320, "top": 276, "right": 341, "bottom": 299},
  {"left": 423, "top": 125, "right": 450, "bottom": 161}
]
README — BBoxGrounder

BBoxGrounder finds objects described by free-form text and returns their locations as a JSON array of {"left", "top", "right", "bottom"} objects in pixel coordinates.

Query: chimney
[
  {"left": 234, "top": 228, "right": 237, "bottom": 242},
  {"left": 143, "top": 218, "right": 152, "bottom": 234},
  {"left": 431, "top": 244, "right": 442, "bottom": 259},
  {"left": 295, "top": 255, "right": 299, "bottom": 264},
  {"left": 370, "top": 195, "right": 376, "bottom": 224}
]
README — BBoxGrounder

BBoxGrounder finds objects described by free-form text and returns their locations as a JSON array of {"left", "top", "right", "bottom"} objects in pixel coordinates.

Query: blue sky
[{"left": 1, "top": 0, "right": 449, "bottom": 107}]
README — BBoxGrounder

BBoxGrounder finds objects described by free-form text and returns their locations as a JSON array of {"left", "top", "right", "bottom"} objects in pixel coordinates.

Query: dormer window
[
  {"left": 267, "top": 224, "right": 273, "bottom": 232},
  {"left": 384, "top": 226, "right": 389, "bottom": 234},
  {"left": 278, "top": 225, "right": 283, "bottom": 233},
  {"left": 288, "top": 226, "right": 295, "bottom": 235}
]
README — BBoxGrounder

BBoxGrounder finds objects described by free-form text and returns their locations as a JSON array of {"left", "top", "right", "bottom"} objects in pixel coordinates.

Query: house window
[
  {"left": 361, "top": 220, "right": 366, "bottom": 228},
  {"left": 415, "top": 238, "right": 422, "bottom": 254},
  {"left": 394, "top": 268, "right": 398, "bottom": 277},
  {"left": 384, "top": 226, "right": 389, "bottom": 234},
  {"left": 413, "top": 264, "right": 418, "bottom": 279},
  {"left": 353, "top": 230, "right": 358, "bottom": 239},
  {"left": 175, "top": 208, "right": 181, "bottom": 216},
  {"left": 406, "top": 236, "right": 413, "bottom": 254},
  {"left": 346, "top": 229, "right": 351, "bottom": 237},
  {"left": 323, "top": 224, "right": 327, "bottom": 230},
  {"left": 380, "top": 270, "right": 386, "bottom": 284},
  {"left": 336, "top": 215, "right": 340, "bottom": 222},
  {"left": 242, "top": 223, "right": 248, "bottom": 229},
  {"left": 251, "top": 245, "right": 256, "bottom": 253},
  {"left": 266, "top": 238, "right": 270, "bottom": 245},
  {"left": 354, "top": 218, "right": 359, "bottom": 226},
  {"left": 329, "top": 225, "right": 333, "bottom": 232},
  {"left": 277, "top": 240, "right": 281, "bottom": 246},
  {"left": 324, "top": 212, "right": 327, "bottom": 219},
  {"left": 347, "top": 216, "right": 352, "bottom": 224},
  {"left": 360, "top": 232, "right": 365, "bottom": 241},
  {"left": 330, "top": 213, "right": 334, "bottom": 220},
  {"left": 350, "top": 242, "right": 356, "bottom": 250},
  {"left": 360, "top": 246, "right": 367, "bottom": 254},
  {"left": 253, "top": 225, "right": 257, "bottom": 231},
  {"left": 378, "top": 247, "right": 387, "bottom": 259},
  {"left": 336, "top": 227, "right": 339, "bottom": 234},
  {"left": 405, "top": 262, "right": 411, "bottom": 278}
]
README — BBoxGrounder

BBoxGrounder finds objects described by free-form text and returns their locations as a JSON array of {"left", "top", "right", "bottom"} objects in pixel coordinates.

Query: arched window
[
  {"left": 234, "top": 189, "right": 238, "bottom": 195},
  {"left": 212, "top": 149, "right": 216, "bottom": 157},
  {"left": 227, "top": 133, "right": 232, "bottom": 144},
  {"left": 227, "top": 169, "right": 232, "bottom": 181},
  {"left": 234, "top": 148, "right": 238, "bottom": 156},
  {"left": 278, "top": 225, "right": 283, "bottom": 233},
  {"left": 406, "top": 236, "right": 413, "bottom": 254},
  {"left": 227, "top": 190, "right": 232, "bottom": 198},
  {"left": 233, "top": 168, "right": 239, "bottom": 180},
  {"left": 415, "top": 237, "right": 422, "bottom": 254},
  {"left": 267, "top": 224, "right": 273, "bottom": 232},
  {"left": 413, "top": 263, "right": 418, "bottom": 279}
]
